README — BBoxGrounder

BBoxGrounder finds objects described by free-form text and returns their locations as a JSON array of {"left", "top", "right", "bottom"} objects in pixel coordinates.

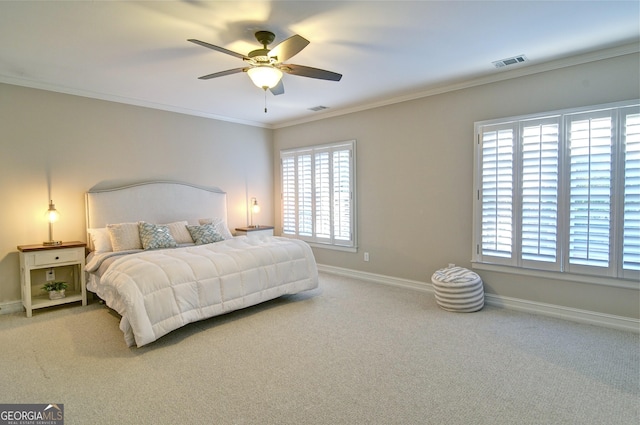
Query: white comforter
[{"left": 86, "top": 236, "right": 318, "bottom": 347}]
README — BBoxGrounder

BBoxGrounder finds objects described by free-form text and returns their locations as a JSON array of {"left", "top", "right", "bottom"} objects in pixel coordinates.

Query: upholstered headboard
[{"left": 85, "top": 181, "right": 227, "bottom": 229}]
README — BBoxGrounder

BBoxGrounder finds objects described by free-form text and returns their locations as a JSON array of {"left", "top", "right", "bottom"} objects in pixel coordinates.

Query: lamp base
[{"left": 43, "top": 240, "right": 62, "bottom": 246}]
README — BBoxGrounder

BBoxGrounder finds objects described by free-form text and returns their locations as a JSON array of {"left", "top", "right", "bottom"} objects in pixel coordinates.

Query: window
[
  {"left": 473, "top": 101, "right": 639, "bottom": 282},
  {"left": 281, "top": 140, "right": 356, "bottom": 250}
]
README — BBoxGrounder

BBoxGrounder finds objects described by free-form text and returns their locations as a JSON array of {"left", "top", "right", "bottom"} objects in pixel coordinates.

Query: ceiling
[{"left": 1, "top": 1, "right": 638, "bottom": 128}]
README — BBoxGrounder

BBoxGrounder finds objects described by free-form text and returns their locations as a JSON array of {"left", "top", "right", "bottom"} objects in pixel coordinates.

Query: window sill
[
  {"left": 308, "top": 242, "right": 357, "bottom": 253},
  {"left": 472, "top": 262, "right": 639, "bottom": 290},
  {"left": 280, "top": 234, "right": 357, "bottom": 253}
]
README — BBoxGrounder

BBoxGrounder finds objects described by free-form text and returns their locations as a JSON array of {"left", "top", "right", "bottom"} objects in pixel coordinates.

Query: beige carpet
[{"left": 0, "top": 272, "right": 638, "bottom": 425}]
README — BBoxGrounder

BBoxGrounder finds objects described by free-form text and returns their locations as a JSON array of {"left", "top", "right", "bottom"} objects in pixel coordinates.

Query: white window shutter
[
  {"left": 520, "top": 119, "right": 560, "bottom": 266},
  {"left": 280, "top": 141, "right": 356, "bottom": 249},
  {"left": 623, "top": 111, "right": 640, "bottom": 273},
  {"left": 567, "top": 113, "right": 613, "bottom": 272},
  {"left": 480, "top": 125, "right": 515, "bottom": 261},
  {"left": 333, "top": 149, "right": 352, "bottom": 242},
  {"left": 298, "top": 154, "right": 313, "bottom": 237},
  {"left": 315, "top": 151, "right": 331, "bottom": 240},
  {"left": 282, "top": 156, "right": 297, "bottom": 235},
  {"left": 474, "top": 101, "right": 639, "bottom": 281}
]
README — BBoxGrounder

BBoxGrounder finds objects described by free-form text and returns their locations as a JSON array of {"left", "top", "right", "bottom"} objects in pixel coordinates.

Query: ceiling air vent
[
  {"left": 492, "top": 54, "right": 528, "bottom": 68},
  {"left": 308, "top": 105, "right": 329, "bottom": 112}
]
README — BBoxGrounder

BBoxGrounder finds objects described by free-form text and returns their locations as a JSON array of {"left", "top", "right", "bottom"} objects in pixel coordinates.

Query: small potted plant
[{"left": 42, "top": 281, "right": 68, "bottom": 300}]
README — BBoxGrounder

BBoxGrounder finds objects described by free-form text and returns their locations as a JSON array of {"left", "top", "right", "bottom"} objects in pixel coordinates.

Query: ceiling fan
[{"left": 188, "top": 31, "right": 342, "bottom": 96}]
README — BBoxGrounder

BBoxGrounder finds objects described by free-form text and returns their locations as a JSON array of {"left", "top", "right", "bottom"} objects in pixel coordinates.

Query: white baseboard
[
  {"left": 317, "top": 264, "right": 640, "bottom": 334},
  {"left": 0, "top": 301, "right": 24, "bottom": 315},
  {"left": 483, "top": 293, "right": 640, "bottom": 333},
  {"left": 318, "top": 264, "right": 433, "bottom": 293}
]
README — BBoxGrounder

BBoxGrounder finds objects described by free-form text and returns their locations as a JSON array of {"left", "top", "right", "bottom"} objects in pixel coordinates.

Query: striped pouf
[{"left": 431, "top": 266, "right": 484, "bottom": 312}]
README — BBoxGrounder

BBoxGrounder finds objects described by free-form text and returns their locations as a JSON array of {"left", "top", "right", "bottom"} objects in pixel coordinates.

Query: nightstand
[
  {"left": 17, "top": 241, "right": 87, "bottom": 317},
  {"left": 235, "top": 226, "right": 274, "bottom": 237}
]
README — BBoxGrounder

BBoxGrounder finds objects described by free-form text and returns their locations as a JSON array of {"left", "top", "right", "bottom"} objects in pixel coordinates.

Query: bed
[{"left": 84, "top": 181, "right": 319, "bottom": 347}]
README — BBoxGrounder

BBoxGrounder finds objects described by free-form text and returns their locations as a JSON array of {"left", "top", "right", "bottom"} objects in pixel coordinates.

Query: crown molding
[
  {"left": 0, "top": 75, "right": 271, "bottom": 129},
  {"left": 273, "top": 42, "right": 640, "bottom": 129}
]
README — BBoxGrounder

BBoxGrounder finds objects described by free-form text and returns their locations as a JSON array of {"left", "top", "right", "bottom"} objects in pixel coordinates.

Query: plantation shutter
[
  {"left": 480, "top": 124, "right": 515, "bottom": 263},
  {"left": 623, "top": 111, "right": 640, "bottom": 273},
  {"left": 475, "top": 101, "right": 639, "bottom": 281},
  {"left": 281, "top": 141, "right": 355, "bottom": 249},
  {"left": 333, "top": 149, "right": 352, "bottom": 242},
  {"left": 315, "top": 150, "right": 331, "bottom": 240},
  {"left": 520, "top": 118, "right": 560, "bottom": 268},
  {"left": 282, "top": 156, "right": 297, "bottom": 234},
  {"left": 566, "top": 111, "right": 613, "bottom": 273},
  {"left": 297, "top": 153, "right": 313, "bottom": 236}
]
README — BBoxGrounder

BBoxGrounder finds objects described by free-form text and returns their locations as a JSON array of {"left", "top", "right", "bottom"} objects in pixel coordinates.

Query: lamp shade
[{"left": 247, "top": 66, "right": 283, "bottom": 89}]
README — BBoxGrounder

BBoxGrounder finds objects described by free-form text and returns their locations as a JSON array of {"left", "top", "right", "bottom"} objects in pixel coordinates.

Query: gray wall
[
  {"left": 0, "top": 83, "right": 273, "bottom": 304},
  {"left": 274, "top": 53, "right": 640, "bottom": 319}
]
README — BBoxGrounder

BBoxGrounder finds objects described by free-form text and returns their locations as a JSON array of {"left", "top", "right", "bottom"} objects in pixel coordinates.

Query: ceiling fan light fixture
[{"left": 247, "top": 66, "right": 283, "bottom": 89}]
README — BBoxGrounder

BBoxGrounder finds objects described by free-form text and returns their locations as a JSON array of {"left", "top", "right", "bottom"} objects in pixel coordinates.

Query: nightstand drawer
[{"left": 33, "top": 249, "right": 81, "bottom": 266}]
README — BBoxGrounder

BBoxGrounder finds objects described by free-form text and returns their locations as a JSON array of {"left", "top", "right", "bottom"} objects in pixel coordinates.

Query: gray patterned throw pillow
[
  {"left": 138, "top": 222, "right": 178, "bottom": 250},
  {"left": 186, "top": 223, "right": 224, "bottom": 245}
]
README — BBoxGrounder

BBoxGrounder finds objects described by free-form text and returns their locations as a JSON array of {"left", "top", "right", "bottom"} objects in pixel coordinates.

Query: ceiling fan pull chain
[{"left": 264, "top": 89, "right": 268, "bottom": 113}]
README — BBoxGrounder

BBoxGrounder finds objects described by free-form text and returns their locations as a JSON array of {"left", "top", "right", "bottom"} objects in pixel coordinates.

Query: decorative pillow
[
  {"left": 107, "top": 222, "right": 143, "bottom": 252},
  {"left": 138, "top": 222, "right": 178, "bottom": 250},
  {"left": 163, "top": 221, "right": 193, "bottom": 244},
  {"left": 186, "top": 223, "right": 224, "bottom": 245},
  {"left": 88, "top": 228, "right": 113, "bottom": 253},
  {"left": 198, "top": 217, "right": 234, "bottom": 240}
]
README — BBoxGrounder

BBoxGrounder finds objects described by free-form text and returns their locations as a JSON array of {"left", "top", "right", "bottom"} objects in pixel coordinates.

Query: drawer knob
[{"left": 55, "top": 256, "right": 59, "bottom": 260}]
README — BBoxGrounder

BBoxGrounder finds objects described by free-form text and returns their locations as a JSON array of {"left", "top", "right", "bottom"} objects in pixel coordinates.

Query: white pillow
[
  {"left": 88, "top": 228, "right": 113, "bottom": 253},
  {"left": 107, "top": 222, "right": 142, "bottom": 252},
  {"left": 198, "top": 217, "right": 234, "bottom": 240},
  {"left": 163, "top": 221, "right": 193, "bottom": 244}
]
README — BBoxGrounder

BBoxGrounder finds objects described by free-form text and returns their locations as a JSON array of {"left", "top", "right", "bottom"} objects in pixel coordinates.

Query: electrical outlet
[
  {"left": 364, "top": 252, "right": 370, "bottom": 262},
  {"left": 46, "top": 268, "right": 55, "bottom": 281}
]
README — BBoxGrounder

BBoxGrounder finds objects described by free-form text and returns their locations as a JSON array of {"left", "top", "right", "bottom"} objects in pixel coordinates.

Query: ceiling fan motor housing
[
  {"left": 249, "top": 31, "right": 277, "bottom": 64},
  {"left": 255, "top": 31, "right": 275, "bottom": 47},
  {"left": 247, "top": 49, "right": 273, "bottom": 64}
]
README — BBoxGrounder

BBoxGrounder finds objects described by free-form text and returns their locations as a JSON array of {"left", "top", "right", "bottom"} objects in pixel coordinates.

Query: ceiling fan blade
[
  {"left": 270, "top": 80, "right": 284, "bottom": 96},
  {"left": 197, "top": 67, "right": 247, "bottom": 80},
  {"left": 281, "top": 64, "right": 342, "bottom": 81},
  {"left": 269, "top": 35, "right": 309, "bottom": 63},
  {"left": 188, "top": 39, "right": 248, "bottom": 60}
]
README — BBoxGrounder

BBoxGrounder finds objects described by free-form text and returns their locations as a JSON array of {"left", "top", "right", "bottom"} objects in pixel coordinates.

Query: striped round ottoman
[{"left": 431, "top": 266, "right": 484, "bottom": 312}]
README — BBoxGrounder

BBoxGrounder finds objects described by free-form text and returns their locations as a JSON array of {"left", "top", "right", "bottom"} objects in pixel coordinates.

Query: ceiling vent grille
[
  {"left": 308, "top": 105, "right": 329, "bottom": 112},
  {"left": 492, "top": 54, "right": 528, "bottom": 68}
]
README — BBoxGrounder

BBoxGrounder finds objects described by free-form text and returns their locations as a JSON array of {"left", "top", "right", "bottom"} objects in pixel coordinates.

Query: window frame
[
  {"left": 280, "top": 140, "right": 357, "bottom": 252},
  {"left": 472, "top": 100, "right": 640, "bottom": 286}
]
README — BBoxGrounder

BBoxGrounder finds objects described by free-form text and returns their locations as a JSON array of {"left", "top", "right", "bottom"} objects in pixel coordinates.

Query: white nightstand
[
  {"left": 235, "top": 226, "right": 274, "bottom": 237},
  {"left": 17, "top": 241, "right": 87, "bottom": 317}
]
